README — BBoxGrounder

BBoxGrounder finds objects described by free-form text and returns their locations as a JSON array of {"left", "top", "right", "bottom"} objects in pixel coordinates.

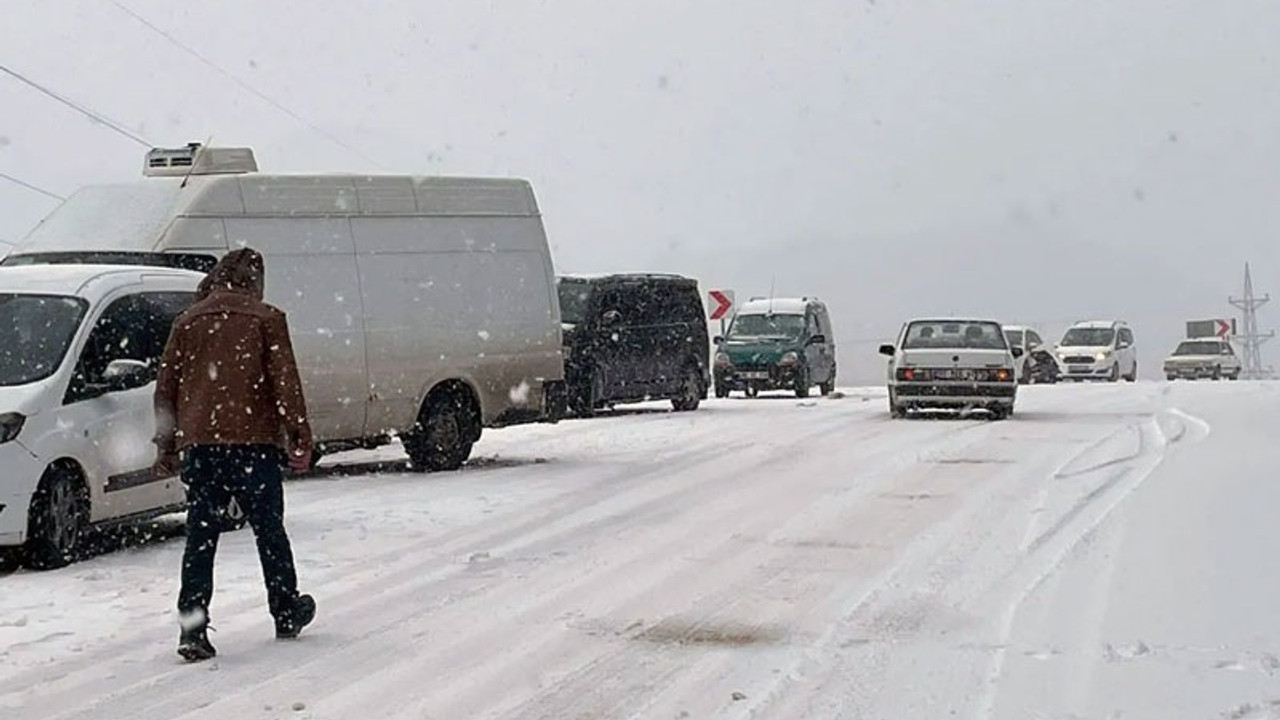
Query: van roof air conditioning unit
[{"left": 143, "top": 143, "right": 258, "bottom": 177}]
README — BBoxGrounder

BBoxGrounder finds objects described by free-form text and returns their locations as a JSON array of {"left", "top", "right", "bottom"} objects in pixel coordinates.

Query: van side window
[
  {"left": 1119, "top": 328, "right": 1134, "bottom": 346},
  {"left": 65, "top": 291, "right": 195, "bottom": 404}
]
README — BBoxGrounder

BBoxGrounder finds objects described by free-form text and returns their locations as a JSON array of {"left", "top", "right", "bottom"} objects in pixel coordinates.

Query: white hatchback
[{"left": 0, "top": 264, "right": 203, "bottom": 569}]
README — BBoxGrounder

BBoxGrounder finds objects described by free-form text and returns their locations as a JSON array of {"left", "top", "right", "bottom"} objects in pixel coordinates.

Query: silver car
[{"left": 879, "top": 318, "right": 1023, "bottom": 420}]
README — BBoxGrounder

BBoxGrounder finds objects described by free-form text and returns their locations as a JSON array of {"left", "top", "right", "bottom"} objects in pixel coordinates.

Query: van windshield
[
  {"left": 557, "top": 281, "right": 591, "bottom": 325},
  {"left": 1061, "top": 327, "right": 1115, "bottom": 347},
  {"left": 0, "top": 294, "right": 88, "bottom": 386},
  {"left": 728, "top": 313, "right": 804, "bottom": 340}
]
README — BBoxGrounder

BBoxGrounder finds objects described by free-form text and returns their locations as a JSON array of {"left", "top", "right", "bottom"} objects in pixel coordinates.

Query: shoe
[
  {"left": 275, "top": 594, "right": 316, "bottom": 639},
  {"left": 177, "top": 626, "right": 217, "bottom": 662}
]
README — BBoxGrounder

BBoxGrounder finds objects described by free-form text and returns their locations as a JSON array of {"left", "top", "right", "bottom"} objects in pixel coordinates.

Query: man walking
[{"left": 154, "top": 247, "right": 316, "bottom": 662}]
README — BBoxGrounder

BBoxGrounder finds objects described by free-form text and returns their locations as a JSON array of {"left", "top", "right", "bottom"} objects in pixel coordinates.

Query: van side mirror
[
  {"left": 878, "top": 344, "right": 895, "bottom": 357},
  {"left": 713, "top": 336, "right": 724, "bottom": 345},
  {"left": 101, "top": 359, "right": 152, "bottom": 393},
  {"left": 1010, "top": 347, "right": 1024, "bottom": 358},
  {"left": 807, "top": 334, "right": 826, "bottom": 346}
]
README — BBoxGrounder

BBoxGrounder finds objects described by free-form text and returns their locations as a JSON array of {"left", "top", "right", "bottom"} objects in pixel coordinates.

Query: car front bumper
[
  {"left": 1165, "top": 364, "right": 1225, "bottom": 379},
  {"left": 1059, "top": 359, "right": 1115, "bottom": 378},
  {"left": 716, "top": 364, "right": 802, "bottom": 391}
]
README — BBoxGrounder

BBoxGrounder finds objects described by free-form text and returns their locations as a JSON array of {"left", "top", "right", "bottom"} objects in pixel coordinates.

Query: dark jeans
[{"left": 178, "top": 444, "right": 302, "bottom": 624}]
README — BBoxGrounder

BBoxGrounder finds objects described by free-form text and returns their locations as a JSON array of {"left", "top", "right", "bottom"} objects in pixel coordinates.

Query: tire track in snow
[
  {"left": 972, "top": 407, "right": 1210, "bottom": 719},
  {"left": 731, "top": 390, "right": 1173, "bottom": 718}
]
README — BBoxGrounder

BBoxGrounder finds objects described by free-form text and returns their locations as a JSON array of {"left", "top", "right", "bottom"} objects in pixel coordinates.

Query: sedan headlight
[
  {"left": 714, "top": 351, "right": 732, "bottom": 367},
  {"left": 0, "top": 412, "right": 25, "bottom": 444},
  {"left": 778, "top": 351, "right": 800, "bottom": 365}
]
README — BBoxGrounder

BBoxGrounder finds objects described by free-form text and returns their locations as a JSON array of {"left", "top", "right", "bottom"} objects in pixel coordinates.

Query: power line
[
  {"left": 0, "top": 63, "right": 152, "bottom": 147},
  {"left": 0, "top": 171, "right": 65, "bottom": 201},
  {"left": 103, "top": 0, "right": 389, "bottom": 170}
]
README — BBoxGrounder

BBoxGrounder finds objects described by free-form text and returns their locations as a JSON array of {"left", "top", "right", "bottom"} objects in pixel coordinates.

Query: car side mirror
[
  {"left": 101, "top": 359, "right": 152, "bottom": 393},
  {"left": 878, "top": 344, "right": 895, "bottom": 357},
  {"left": 807, "top": 334, "right": 826, "bottom": 346},
  {"left": 1010, "top": 347, "right": 1024, "bottom": 358}
]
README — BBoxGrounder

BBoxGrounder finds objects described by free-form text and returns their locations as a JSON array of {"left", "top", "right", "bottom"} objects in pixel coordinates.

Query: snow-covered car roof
[{"left": 736, "top": 298, "right": 813, "bottom": 315}]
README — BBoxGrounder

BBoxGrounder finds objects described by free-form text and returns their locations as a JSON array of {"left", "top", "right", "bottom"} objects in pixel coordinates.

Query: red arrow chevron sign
[{"left": 707, "top": 289, "right": 734, "bottom": 321}]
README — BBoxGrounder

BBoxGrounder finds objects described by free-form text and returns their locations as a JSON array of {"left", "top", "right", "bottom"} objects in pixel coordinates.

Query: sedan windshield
[
  {"left": 903, "top": 320, "right": 1007, "bottom": 349},
  {"left": 1174, "top": 340, "right": 1231, "bottom": 356},
  {"left": 0, "top": 294, "right": 87, "bottom": 386},
  {"left": 1061, "top": 327, "right": 1115, "bottom": 347},
  {"left": 728, "top": 313, "right": 804, "bottom": 339}
]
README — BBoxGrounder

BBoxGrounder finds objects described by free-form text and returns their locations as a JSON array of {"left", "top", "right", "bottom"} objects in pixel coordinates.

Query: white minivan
[{"left": 0, "top": 264, "right": 203, "bottom": 568}]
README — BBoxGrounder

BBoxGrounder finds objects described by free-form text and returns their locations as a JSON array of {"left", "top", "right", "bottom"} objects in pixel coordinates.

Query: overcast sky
[{"left": 3, "top": 0, "right": 1279, "bottom": 380}]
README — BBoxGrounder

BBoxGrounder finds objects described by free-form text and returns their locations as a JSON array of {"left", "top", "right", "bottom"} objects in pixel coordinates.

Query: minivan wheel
[
  {"left": 794, "top": 366, "right": 811, "bottom": 398},
  {"left": 23, "top": 465, "right": 88, "bottom": 570},
  {"left": 671, "top": 366, "right": 702, "bottom": 412},
  {"left": 819, "top": 367, "right": 836, "bottom": 396},
  {"left": 1107, "top": 363, "right": 1120, "bottom": 382},
  {"left": 405, "top": 392, "right": 477, "bottom": 472},
  {"left": 714, "top": 381, "right": 729, "bottom": 399}
]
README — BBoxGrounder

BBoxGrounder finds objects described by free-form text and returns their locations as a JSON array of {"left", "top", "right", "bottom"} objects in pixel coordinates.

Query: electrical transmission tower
[{"left": 1229, "top": 263, "right": 1275, "bottom": 379}]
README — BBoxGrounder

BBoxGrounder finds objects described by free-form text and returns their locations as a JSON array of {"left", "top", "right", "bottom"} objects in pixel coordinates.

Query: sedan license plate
[
  {"left": 933, "top": 368, "right": 977, "bottom": 380},
  {"left": 739, "top": 371, "right": 769, "bottom": 380}
]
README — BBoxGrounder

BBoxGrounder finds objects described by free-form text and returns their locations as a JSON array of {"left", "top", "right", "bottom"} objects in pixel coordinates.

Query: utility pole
[{"left": 1228, "top": 263, "right": 1275, "bottom": 379}]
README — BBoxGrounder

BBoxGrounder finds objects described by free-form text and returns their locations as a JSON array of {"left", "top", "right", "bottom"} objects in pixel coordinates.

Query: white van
[
  {"left": 1055, "top": 320, "right": 1138, "bottom": 382},
  {"left": 5, "top": 145, "right": 566, "bottom": 473},
  {"left": 0, "top": 264, "right": 203, "bottom": 568}
]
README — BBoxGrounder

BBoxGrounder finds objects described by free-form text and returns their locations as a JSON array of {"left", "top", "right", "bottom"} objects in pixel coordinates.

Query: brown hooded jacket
[{"left": 154, "top": 248, "right": 313, "bottom": 457}]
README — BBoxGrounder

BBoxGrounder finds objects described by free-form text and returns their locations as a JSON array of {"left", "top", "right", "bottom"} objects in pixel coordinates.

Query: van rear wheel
[
  {"left": 405, "top": 391, "right": 478, "bottom": 472},
  {"left": 671, "top": 366, "right": 702, "bottom": 412},
  {"left": 23, "top": 465, "right": 88, "bottom": 570}
]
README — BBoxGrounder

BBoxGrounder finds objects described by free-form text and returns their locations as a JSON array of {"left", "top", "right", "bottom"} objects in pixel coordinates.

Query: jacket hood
[{"left": 200, "top": 248, "right": 265, "bottom": 300}]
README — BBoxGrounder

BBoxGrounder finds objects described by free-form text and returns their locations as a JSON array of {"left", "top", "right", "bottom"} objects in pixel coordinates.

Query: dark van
[{"left": 557, "top": 274, "right": 711, "bottom": 415}]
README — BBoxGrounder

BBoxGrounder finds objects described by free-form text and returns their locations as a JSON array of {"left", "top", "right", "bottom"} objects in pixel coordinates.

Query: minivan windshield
[
  {"left": 556, "top": 281, "right": 590, "bottom": 325},
  {"left": 903, "top": 320, "right": 1007, "bottom": 349},
  {"left": 1174, "top": 340, "right": 1231, "bottom": 356},
  {"left": 0, "top": 294, "right": 88, "bottom": 386},
  {"left": 1061, "top": 327, "right": 1116, "bottom": 347},
  {"left": 727, "top": 313, "right": 804, "bottom": 340}
]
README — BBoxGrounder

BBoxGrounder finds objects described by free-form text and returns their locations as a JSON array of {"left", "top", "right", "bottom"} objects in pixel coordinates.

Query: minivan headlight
[
  {"left": 0, "top": 412, "right": 25, "bottom": 444},
  {"left": 779, "top": 351, "right": 799, "bottom": 365},
  {"left": 714, "top": 351, "right": 732, "bottom": 367},
  {"left": 1095, "top": 351, "right": 1111, "bottom": 361}
]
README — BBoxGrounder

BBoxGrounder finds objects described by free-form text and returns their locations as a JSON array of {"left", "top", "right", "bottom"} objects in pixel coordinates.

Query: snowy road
[{"left": 3, "top": 382, "right": 1279, "bottom": 719}]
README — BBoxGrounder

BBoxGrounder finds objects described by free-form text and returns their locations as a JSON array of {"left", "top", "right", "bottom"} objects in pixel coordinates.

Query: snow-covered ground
[{"left": 3, "top": 381, "right": 1279, "bottom": 719}]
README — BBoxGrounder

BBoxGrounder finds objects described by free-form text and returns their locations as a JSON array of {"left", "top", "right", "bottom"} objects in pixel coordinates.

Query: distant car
[
  {"left": 1055, "top": 320, "right": 1138, "bottom": 382},
  {"left": 879, "top": 318, "right": 1023, "bottom": 420},
  {"left": 713, "top": 296, "right": 837, "bottom": 398},
  {"left": 1163, "top": 337, "right": 1242, "bottom": 380},
  {"left": 557, "top": 273, "right": 710, "bottom": 415},
  {"left": 1002, "top": 324, "right": 1060, "bottom": 384}
]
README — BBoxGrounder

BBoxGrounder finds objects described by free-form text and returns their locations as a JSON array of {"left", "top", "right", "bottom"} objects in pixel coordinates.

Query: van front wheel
[
  {"left": 24, "top": 465, "right": 88, "bottom": 570},
  {"left": 406, "top": 392, "right": 478, "bottom": 472}
]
